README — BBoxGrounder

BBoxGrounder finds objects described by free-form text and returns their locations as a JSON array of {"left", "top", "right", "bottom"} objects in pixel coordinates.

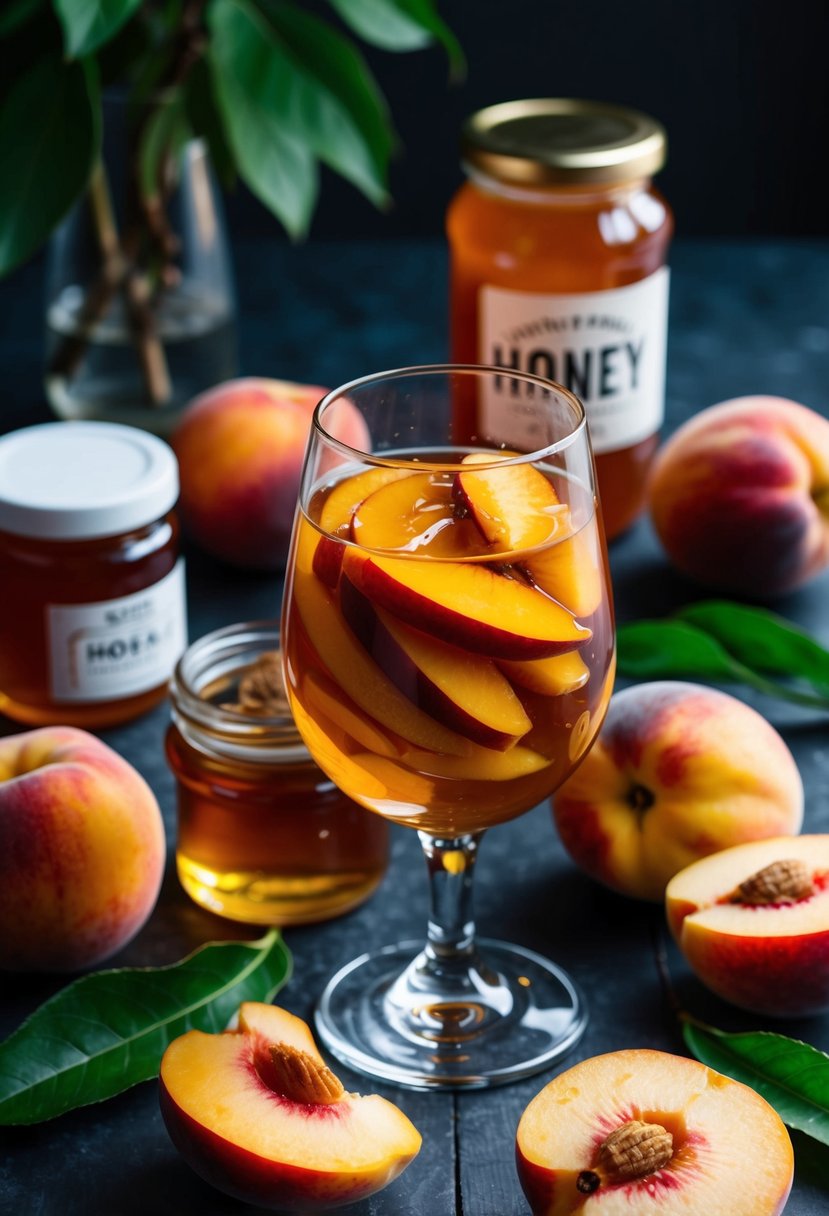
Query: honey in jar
[
  {"left": 447, "top": 98, "right": 673, "bottom": 539},
  {"left": 0, "top": 421, "right": 186, "bottom": 727},
  {"left": 166, "top": 622, "right": 389, "bottom": 925}
]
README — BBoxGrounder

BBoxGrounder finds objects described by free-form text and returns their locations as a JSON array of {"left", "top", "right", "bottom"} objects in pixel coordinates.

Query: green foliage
[
  {"left": 617, "top": 600, "right": 829, "bottom": 712},
  {"left": 0, "top": 0, "right": 458, "bottom": 273},
  {"left": 684, "top": 1021, "right": 829, "bottom": 1152},
  {"left": 0, "top": 930, "right": 291, "bottom": 1125}
]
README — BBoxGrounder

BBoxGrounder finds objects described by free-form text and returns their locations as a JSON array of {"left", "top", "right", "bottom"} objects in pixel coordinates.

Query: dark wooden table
[{"left": 1, "top": 239, "right": 828, "bottom": 1214}]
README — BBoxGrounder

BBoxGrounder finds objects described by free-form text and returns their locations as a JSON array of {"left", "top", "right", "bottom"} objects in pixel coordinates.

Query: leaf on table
[
  {"left": 615, "top": 619, "right": 745, "bottom": 681},
  {"left": 616, "top": 604, "right": 829, "bottom": 712},
  {"left": 676, "top": 600, "right": 829, "bottom": 698},
  {"left": 0, "top": 929, "right": 292, "bottom": 1126},
  {"left": 683, "top": 1020, "right": 829, "bottom": 1147}
]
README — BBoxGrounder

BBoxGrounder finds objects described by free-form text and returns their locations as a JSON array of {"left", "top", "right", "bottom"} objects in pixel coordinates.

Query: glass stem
[{"left": 418, "top": 830, "right": 483, "bottom": 971}]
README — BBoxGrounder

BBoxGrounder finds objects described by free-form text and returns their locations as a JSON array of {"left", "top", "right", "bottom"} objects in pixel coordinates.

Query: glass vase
[{"left": 44, "top": 98, "right": 237, "bottom": 436}]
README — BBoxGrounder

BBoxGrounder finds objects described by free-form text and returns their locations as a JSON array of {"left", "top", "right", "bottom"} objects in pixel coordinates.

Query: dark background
[{"left": 225, "top": 0, "right": 829, "bottom": 241}]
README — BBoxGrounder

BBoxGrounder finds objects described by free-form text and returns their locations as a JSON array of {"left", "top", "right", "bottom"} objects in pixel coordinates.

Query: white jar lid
[{"left": 0, "top": 421, "right": 179, "bottom": 540}]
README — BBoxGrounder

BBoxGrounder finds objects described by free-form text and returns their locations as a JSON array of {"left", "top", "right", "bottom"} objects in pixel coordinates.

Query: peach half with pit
[
  {"left": 159, "top": 1002, "right": 421, "bottom": 1211},
  {"left": 552, "top": 681, "right": 804, "bottom": 902},
  {"left": 516, "top": 1048, "right": 793, "bottom": 1216},
  {"left": 666, "top": 834, "right": 829, "bottom": 1017}
]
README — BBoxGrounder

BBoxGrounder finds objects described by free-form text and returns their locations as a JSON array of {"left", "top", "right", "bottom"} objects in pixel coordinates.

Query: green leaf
[
  {"left": 53, "top": 0, "right": 143, "bottom": 58},
  {"left": 327, "top": 0, "right": 464, "bottom": 75},
  {"left": 0, "top": 52, "right": 100, "bottom": 277},
  {"left": 255, "top": 0, "right": 394, "bottom": 206},
  {"left": 207, "top": 0, "right": 318, "bottom": 238},
  {"left": 677, "top": 601, "right": 829, "bottom": 698},
  {"left": 616, "top": 620, "right": 745, "bottom": 683},
  {"left": 0, "top": 0, "right": 43, "bottom": 37},
  {"left": 0, "top": 929, "right": 292, "bottom": 1125},
  {"left": 683, "top": 1021, "right": 829, "bottom": 1146}
]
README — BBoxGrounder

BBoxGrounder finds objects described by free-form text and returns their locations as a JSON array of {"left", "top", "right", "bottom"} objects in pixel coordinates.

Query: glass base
[{"left": 315, "top": 937, "right": 587, "bottom": 1090}]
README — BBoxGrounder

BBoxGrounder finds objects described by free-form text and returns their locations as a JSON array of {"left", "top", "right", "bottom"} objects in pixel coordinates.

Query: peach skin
[
  {"left": 159, "top": 1002, "right": 421, "bottom": 1211},
  {"left": 0, "top": 726, "right": 165, "bottom": 971},
  {"left": 516, "top": 1048, "right": 794, "bottom": 1216},
  {"left": 647, "top": 395, "right": 829, "bottom": 596},
  {"left": 552, "top": 681, "right": 803, "bottom": 901},
  {"left": 666, "top": 834, "right": 829, "bottom": 1017},
  {"left": 172, "top": 377, "right": 369, "bottom": 570}
]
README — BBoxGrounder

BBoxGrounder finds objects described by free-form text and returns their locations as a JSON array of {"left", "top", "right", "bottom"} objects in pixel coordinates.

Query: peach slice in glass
[
  {"left": 293, "top": 545, "right": 480, "bottom": 756},
  {"left": 313, "top": 467, "right": 407, "bottom": 586},
  {"left": 454, "top": 453, "right": 568, "bottom": 555},
  {"left": 455, "top": 453, "right": 603, "bottom": 617},
  {"left": 340, "top": 572, "right": 532, "bottom": 750},
  {"left": 351, "top": 470, "right": 484, "bottom": 557},
  {"left": 499, "top": 651, "right": 590, "bottom": 697},
  {"left": 160, "top": 1002, "right": 421, "bottom": 1212},
  {"left": 341, "top": 549, "right": 591, "bottom": 660}
]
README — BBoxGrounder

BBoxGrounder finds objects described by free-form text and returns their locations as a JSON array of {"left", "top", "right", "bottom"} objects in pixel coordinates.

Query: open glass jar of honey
[
  {"left": 0, "top": 421, "right": 186, "bottom": 726},
  {"left": 166, "top": 622, "right": 390, "bottom": 925},
  {"left": 447, "top": 98, "right": 673, "bottom": 540}
]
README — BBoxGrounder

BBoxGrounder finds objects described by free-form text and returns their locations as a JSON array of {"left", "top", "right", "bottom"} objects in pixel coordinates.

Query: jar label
[
  {"left": 47, "top": 559, "right": 187, "bottom": 702},
  {"left": 478, "top": 268, "right": 670, "bottom": 454}
]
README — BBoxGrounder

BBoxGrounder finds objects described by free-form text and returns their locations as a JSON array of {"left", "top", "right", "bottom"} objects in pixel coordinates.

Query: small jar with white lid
[{"left": 0, "top": 421, "right": 186, "bottom": 727}]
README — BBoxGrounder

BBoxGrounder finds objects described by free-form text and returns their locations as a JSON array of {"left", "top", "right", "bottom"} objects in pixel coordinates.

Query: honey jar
[
  {"left": 0, "top": 421, "right": 186, "bottom": 727},
  {"left": 447, "top": 98, "right": 673, "bottom": 540},
  {"left": 166, "top": 622, "right": 390, "bottom": 925}
]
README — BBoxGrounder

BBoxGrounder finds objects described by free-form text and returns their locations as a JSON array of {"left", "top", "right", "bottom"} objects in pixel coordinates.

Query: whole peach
[
  {"left": 647, "top": 396, "right": 829, "bottom": 596},
  {"left": 552, "top": 681, "right": 803, "bottom": 901},
  {"left": 0, "top": 727, "right": 166, "bottom": 971},
  {"left": 172, "top": 378, "right": 369, "bottom": 570}
]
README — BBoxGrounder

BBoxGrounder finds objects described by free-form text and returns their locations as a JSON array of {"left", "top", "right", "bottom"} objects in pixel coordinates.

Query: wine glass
[{"left": 280, "top": 365, "right": 615, "bottom": 1089}]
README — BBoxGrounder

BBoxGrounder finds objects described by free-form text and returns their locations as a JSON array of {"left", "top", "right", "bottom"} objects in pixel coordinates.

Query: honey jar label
[
  {"left": 478, "top": 268, "right": 670, "bottom": 454},
  {"left": 46, "top": 559, "right": 187, "bottom": 702}
]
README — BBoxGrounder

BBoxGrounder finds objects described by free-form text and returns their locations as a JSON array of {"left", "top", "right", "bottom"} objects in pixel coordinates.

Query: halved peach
[
  {"left": 342, "top": 550, "right": 591, "bottom": 660},
  {"left": 340, "top": 573, "right": 531, "bottom": 750},
  {"left": 352, "top": 470, "right": 484, "bottom": 557},
  {"left": 159, "top": 1002, "right": 421, "bottom": 1211},
  {"left": 516, "top": 1048, "right": 793, "bottom": 1216},
  {"left": 499, "top": 651, "right": 590, "bottom": 697},
  {"left": 666, "top": 835, "right": 829, "bottom": 1017}
]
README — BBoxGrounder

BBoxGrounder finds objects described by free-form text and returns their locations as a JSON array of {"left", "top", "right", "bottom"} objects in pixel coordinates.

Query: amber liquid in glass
[
  {"left": 283, "top": 460, "right": 615, "bottom": 838},
  {"left": 167, "top": 724, "right": 389, "bottom": 925},
  {"left": 447, "top": 180, "right": 673, "bottom": 540}
]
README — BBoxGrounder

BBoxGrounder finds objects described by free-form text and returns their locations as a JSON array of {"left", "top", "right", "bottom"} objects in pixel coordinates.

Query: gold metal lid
[{"left": 461, "top": 99, "right": 667, "bottom": 186}]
